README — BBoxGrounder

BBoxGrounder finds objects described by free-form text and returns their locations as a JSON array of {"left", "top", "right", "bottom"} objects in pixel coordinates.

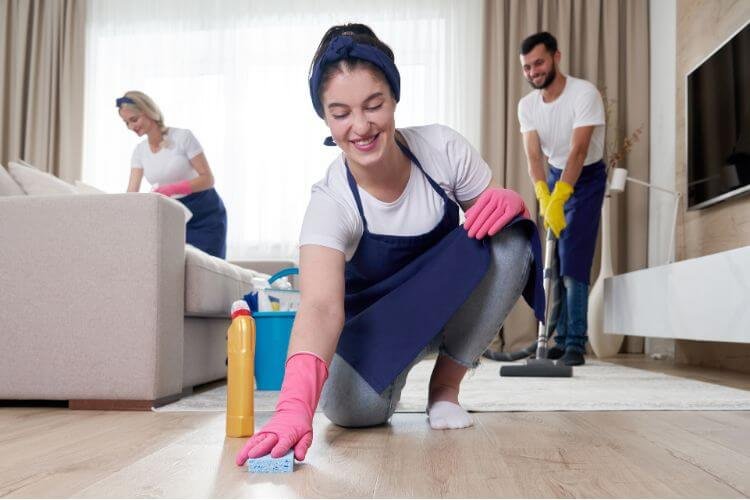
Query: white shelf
[{"left": 604, "top": 246, "right": 750, "bottom": 343}]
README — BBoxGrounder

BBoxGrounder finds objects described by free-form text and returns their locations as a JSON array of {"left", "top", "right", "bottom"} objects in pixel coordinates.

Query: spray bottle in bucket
[{"left": 226, "top": 299, "right": 255, "bottom": 437}]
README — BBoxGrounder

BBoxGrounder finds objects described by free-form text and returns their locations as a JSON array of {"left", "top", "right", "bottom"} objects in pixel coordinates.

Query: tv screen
[{"left": 687, "top": 21, "right": 750, "bottom": 210}]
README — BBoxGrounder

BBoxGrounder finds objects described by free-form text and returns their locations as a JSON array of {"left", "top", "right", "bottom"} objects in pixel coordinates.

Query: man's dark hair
[{"left": 520, "top": 31, "right": 558, "bottom": 55}]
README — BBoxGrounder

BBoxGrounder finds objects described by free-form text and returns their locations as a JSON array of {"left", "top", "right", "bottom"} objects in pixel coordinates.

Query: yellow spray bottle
[{"left": 226, "top": 299, "right": 255, "bottom": 438}]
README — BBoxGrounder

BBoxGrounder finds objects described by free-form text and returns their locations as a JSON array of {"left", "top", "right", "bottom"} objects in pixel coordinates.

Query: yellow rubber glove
[
  {"left": 534, "top": 180, "right": 551, "bottom": 216},
  {"left": 545, "top": 180, "right": 574, "bottom": 237}
]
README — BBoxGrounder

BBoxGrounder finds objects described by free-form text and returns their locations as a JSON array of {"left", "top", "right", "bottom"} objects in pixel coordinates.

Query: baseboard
[
  {"left": 68, "top": 392, "right": 182, "bottom": 411},
  {"left": 675, "top": 340, "right": 750, "bottom": 374}
]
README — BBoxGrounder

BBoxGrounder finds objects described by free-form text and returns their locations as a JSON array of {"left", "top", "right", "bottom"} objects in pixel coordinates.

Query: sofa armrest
[{"left": 0, "top": 193, "right": 186, "bottom": 401}]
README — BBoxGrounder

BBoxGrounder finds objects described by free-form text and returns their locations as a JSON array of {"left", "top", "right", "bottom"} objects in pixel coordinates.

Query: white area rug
[{"left": 155, "top": 359, "right": 750, "bottom": 413}]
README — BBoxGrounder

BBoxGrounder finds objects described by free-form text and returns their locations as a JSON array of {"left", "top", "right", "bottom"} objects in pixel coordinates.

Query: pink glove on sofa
[
  {"left": 463, "top": 187, "right": 528, "bottom": 239},
  {"left": 152, "top": 180, "right": 192, "bottom": 197},
  {"left": 235, "top": 352, "right": 329, "bottom": 465}
]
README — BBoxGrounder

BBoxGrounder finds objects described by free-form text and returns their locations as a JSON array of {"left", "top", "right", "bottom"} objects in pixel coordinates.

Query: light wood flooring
[{"left": 1, "top": 356, "right": 749, "bottom": 498}]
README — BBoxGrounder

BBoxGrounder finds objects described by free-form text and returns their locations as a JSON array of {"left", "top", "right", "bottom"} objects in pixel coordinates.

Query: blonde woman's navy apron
[
  {"left": 546, "top": 160, "right": 607, "bottom": 283},
  {"left": 337, "top": 141, "right": 544, "bottom": 392},
  {"left": 180, "top": 188, "right": 227, "bottom": 259}
]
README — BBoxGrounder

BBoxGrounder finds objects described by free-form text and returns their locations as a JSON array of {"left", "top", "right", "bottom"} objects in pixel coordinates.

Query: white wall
[
  {"left": 647, "top": 0, "right": 677, "bottom": 356},
  {"left": 649, "top": 0, "right": 677, "bottom": 266}
]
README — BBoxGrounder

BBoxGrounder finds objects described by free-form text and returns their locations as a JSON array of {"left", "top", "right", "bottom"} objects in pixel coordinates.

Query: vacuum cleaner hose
[{"left": 482, "top": 341, "right": 537, "bottom": 362}]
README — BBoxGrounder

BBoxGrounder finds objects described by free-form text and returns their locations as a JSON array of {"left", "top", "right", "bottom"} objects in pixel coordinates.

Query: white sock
[{"left": 427, "top": 401, "right": 474, "bottom": 430}]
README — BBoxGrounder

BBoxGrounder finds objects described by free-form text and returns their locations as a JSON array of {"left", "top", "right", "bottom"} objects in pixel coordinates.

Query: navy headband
[
  {"left": 116, "top": 96, "right": 135, "bottom": 108},
  {"left": 309, "top": 34, "right": 400, "bottom": 119}
]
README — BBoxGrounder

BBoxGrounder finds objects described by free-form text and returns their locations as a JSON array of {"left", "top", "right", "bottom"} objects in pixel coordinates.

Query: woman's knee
[
  {"left": 489, "top": 224, "right": 532, "bottom": 270},
  {"left": 321, "top": 356, "right": 395, "bottom": 428},
  {"left": 321, "top": 387, "right": 393, "bottom": 427},
  {"left": 322, "top": 400, "right": 392, "bottom": 428}
]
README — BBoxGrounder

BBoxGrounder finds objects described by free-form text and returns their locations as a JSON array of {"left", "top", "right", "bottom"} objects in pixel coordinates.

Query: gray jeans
[{"left": 321, "top": 224, "right": 533, "bottom": 427}]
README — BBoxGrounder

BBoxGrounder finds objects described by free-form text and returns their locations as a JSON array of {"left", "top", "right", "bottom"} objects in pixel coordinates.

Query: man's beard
[{"left": 528, "top": 64, "right": 557, "bottom": 90}]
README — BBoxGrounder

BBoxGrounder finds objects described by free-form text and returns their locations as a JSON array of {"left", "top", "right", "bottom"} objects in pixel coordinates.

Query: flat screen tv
[{"left": 687, "top": 20, "right": 750, "bottom": 210}]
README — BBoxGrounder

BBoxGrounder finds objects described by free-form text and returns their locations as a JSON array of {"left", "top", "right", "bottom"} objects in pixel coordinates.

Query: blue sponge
[{"left": 246, "top": 450, "right": 294, "bottom": 473}]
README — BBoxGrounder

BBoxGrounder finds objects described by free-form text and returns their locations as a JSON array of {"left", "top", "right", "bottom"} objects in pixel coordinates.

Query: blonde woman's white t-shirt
[
  {"left": 517, "top": 76, "right": 605, "bottom": 169},
  {"left": 299, "top": 124, "right": 492, "bottom": 261},
  {"left": 130, "top": 128, "right": 203, "bottom": 191}
]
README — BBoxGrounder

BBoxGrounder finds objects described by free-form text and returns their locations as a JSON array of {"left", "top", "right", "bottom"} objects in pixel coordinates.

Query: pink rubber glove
[
  {"left": 152, "top": 180, "right": 192, "bottom": 197},
  {"left": 235, "top": 352, "right": 329, "bottom": 466},
  {"left": 463, "top": 187, "right": 528, "bottom": 239}
]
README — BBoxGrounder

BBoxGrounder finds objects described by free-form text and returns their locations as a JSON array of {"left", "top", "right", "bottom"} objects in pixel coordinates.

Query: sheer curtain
[{"left": 83, "top": 0, "right": 483, "bottom": 260}]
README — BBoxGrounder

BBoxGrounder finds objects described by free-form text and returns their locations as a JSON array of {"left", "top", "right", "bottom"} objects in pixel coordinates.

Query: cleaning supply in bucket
[
  {"left": 226, "top": 300, "right": 256, "bottom": 437},
  {"left": 257, "top": 281, "right": 299, "bottom": 312},
  {"left": 246, "top": 268, "right": 300, "bottom": 313}
]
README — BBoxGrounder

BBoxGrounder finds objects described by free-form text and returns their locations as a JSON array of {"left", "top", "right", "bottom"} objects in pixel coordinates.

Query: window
[{"left": 84, "top": 0, "right": 483, "bottom": 260}]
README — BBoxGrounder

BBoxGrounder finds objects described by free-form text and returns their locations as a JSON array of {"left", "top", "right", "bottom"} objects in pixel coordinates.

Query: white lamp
[
  {"left": 588, "top": 167, "right": 682, "bottom": 359},
  {"left": 608, "top": 167, "right": 682, "bottom": 264}
]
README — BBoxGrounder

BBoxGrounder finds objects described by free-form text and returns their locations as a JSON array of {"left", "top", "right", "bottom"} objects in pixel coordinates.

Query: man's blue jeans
[{"left": 549, "top": 274, "right": 589, "bottom": 354}]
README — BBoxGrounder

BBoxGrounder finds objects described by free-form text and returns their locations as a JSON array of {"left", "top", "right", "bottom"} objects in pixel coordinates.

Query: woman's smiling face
[
  {"left": 119, "top": 106, "right": 154, "bottom": 137},
  {"left": 321, "top": 65, "right": 397, "bottom": 169}
]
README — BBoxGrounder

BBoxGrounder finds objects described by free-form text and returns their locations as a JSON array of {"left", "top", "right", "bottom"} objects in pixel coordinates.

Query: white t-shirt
[
  {"left": 517, "top": 76, "right": 605, "bottom": 169},
  {"left": 131, "top": 127, "right": 202, "bottom": 191},
  {"left": 299, "top": 124, "right": 492, "bottom": 260}
]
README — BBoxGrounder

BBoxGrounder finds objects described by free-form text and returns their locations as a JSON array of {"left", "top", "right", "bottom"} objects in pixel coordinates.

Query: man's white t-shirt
[
  {"left": 299, "top": 124, "right": 492, "bottom": 261},
  {"left": 517, "top": 76, "right": 605, "bottom": 169},
  {"left": 131, "top": 128, "right": 202, "bottom": 191}
]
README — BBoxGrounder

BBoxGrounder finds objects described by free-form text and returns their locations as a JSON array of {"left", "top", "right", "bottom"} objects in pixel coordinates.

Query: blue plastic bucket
[{"left": 253, "top": 311, "right": 295, "bottom": 390}]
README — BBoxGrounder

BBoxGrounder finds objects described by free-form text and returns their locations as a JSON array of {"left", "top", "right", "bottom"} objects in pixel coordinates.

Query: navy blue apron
[
  {"left": 547, "top": 160, "right": 607, "bottom": 283},
  {"left": 179, "top": 188, "right": 228, "bottom": 259},
  {"left": 337, "top": 141, "right": 545, "bottom": 393}
]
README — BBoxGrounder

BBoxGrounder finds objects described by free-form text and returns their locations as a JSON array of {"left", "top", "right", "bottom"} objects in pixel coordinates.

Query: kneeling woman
[
  {"left": 117, "top": 91, "right": 228, "bottom": 259},
  {"left": 237, "top": 24, "right": 543, "bottom": 465}
]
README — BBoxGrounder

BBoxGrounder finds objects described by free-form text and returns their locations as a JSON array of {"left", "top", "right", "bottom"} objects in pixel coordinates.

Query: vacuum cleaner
[{"left": 499, "top": 228, "right": 573, "bottom": 377}]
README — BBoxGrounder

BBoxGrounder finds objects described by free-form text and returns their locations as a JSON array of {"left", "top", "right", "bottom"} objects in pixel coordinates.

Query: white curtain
[{"left": 83, "top": 0, "right": 484, "bottom": 260}]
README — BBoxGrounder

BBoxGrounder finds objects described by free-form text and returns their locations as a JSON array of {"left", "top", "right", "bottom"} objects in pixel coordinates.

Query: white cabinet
[{"left": 604, "top": 246, "right": 750, "bottom": 343}]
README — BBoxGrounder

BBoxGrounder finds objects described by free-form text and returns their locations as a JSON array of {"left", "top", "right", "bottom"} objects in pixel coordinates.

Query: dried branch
[{"left": 598, "top": 86, "right": 644, "bottom": 173}]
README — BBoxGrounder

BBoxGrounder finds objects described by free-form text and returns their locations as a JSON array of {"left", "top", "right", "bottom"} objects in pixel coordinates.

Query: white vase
[{"left": 587, "top": 194, "right": 624, "bottom": 358}]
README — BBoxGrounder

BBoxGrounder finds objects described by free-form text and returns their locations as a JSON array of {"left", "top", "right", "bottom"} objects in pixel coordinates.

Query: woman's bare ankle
[{"left": 428, "top": 354, "right": 468, "bottom": 406}]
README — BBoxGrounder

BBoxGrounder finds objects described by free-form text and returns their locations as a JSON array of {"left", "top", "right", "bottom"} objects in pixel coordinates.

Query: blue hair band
[
  {"left": 116, "top": 96, "right": 135, "bottom": 108},
  {"left": 309, "top": 35, "right": 400, "bottom": 120}
]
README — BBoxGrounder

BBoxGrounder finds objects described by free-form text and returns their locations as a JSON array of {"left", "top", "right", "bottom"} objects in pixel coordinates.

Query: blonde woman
[{"left": 117, "top": 91, "right": 227, "bottom": 258}]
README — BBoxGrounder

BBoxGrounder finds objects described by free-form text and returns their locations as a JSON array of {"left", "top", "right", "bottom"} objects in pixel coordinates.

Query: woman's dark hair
[
  {"left": 520, "top": 31, "right": 558, "bottom": 55},
  {"left": 309, "top": 23, "right": 396, "bottom": 104}
]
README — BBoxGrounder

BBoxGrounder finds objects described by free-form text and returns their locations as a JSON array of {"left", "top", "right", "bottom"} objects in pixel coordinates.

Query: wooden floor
[{"left": 1, "top": 357, "right": 749, "bottom": 498}]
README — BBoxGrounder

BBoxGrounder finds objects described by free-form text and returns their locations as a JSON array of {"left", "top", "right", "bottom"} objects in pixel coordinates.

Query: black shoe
[
  {"left": 546, "top": 346, "right": 565, "bottom": 360},
  {"left": 560, "top": 348, "right": 585, "bottom": 366}
]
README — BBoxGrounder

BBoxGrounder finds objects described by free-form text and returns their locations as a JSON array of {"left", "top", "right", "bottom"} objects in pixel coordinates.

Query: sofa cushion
[
  {"left": 184, "top": 244, "right": 265, "bottom": 317},
  {"left": 8, "top": 161, "right": 77, "bottom": 195},
  {"left": 0, "top": 164, "right": 25, "bottom": 196}
]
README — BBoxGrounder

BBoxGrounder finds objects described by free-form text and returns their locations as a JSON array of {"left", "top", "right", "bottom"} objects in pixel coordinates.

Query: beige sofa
[{"left": 0, "top": 175, "right": 288, "bottom": 409}]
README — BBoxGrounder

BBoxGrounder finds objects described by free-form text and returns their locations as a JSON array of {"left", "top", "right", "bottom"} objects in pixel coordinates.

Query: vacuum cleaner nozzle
[
  {"left": 499, "top": 358, "right": 572, "bottom": 377},
  {"left": 498, "top": 228, "right": 574, "bottom": 378}
]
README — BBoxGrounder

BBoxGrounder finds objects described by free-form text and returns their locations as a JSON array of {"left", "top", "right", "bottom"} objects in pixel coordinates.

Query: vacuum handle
[
  {"left": 536, "top": 228, "right": 557, "bottom": 358},
  {"left": 543, "top": 228, "right": 556, "bottom": 271}
]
